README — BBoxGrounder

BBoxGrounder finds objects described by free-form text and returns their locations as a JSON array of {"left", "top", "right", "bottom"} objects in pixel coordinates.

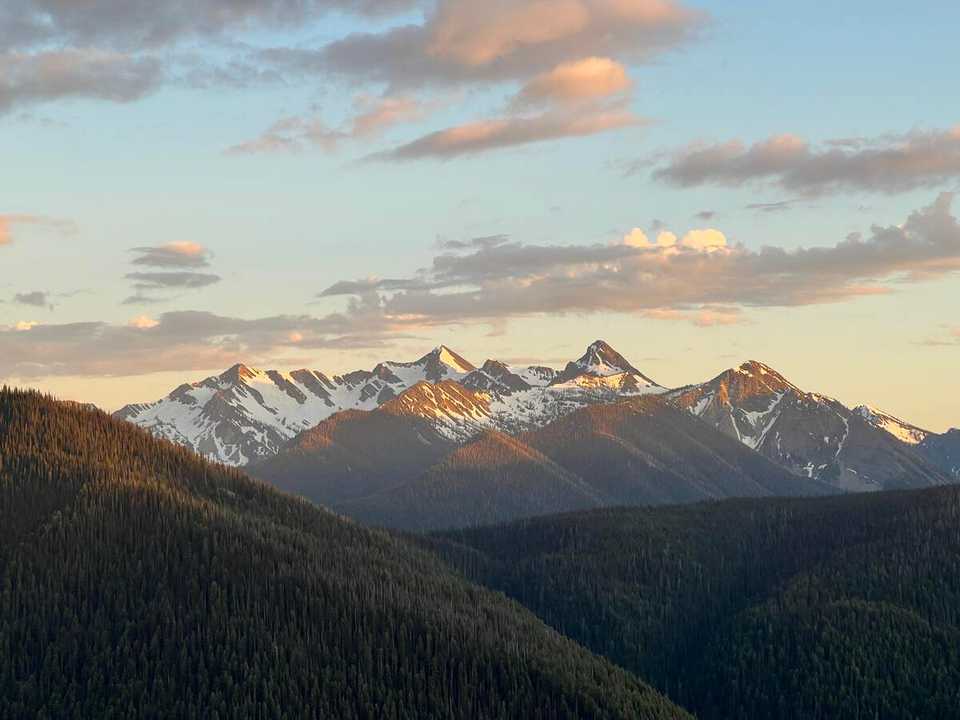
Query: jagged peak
[
  {"left": 219, "top": 363, "right": 260, "bottom": 383},
  {"left": 553, "top": 340, "right": 658, "bottom": 387},
  {"left": 684, "top": 361, "right": 802, "bottom": 407},
  {"left": 423, "top": 345, "right": 476, "bottom": 373}
]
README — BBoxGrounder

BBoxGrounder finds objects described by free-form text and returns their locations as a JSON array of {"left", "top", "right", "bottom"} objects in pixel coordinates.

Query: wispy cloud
[
  {"left": 124, "top": 243, "right": 220, "bottom": 304},
  {"left": 130, "top": 241, "right": 213, "bottom": 268},
  {"left": 0, "top": 213, "right": 75, "bottom": 246},
  {"left": 649, "top": 126, "right": 960, "bottom": 195},
  {"left": 745, "top": 199, "right": 801, "bottom": 214},
  {"left": 374, "top": 102, "right": 642, "bottom": 160},
  {"left": 226, "top": 95, "right": 424, "bottom": 155}
]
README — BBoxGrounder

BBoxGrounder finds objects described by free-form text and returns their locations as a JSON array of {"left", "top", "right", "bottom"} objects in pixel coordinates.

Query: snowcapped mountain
[
  {"left": 115, "top": 346, "right": 478, "bottom": 465},
  {"left": 668, "top": 361, "right": 949, "bottom": 492},
  {"left": 853, "top": 405, "right": 931, "bottom": 445},
  {"left": 116, "top": 342, "right": 951, "bottom": 495},
  {"left": 116, "top": 341, "right": 665, "bottom": 466}
]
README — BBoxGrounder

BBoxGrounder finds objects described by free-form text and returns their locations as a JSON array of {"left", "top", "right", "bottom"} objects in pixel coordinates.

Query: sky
[{"left": 1, "top": 0, "right": 958, "bottom": 431}]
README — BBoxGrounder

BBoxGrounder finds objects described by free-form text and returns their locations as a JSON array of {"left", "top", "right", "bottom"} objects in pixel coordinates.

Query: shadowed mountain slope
[
  {"left": 335, "top": 396, "right": 830, "bottom": 531},
  {"left": 428, "top": 486, "right": 960, "bottom": 720},
  {"left": 0, "top": 388, "right": 687, "bottom": 720}
]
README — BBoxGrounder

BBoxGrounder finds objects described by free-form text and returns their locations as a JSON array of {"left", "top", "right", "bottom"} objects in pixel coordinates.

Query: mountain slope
[
  {"left": 853, "top": 404, "right": 931, "bottom": 445},
  {"left": 669, "top": 361, "right": 950, "bottom": 491},
  {"left": 330, "top": 396, "right": 829, "bottom": 531},
  {"left": 919, "top": 428, "right": 960, "bottom": 478},
  {"left": 523, "top": 396, "right": 829, "bottom": 506},
  {"left": 339, "top": 430, "right": 609, "bottom": 531},
  {"left": 428, "top": 487, "right": 960, "bottom": 720},
  {"left": 0, "top": 388, "right": 687, "bottom": 720},
  {"left": 252, "top": 381, "right": 495, "bottom": 505}
]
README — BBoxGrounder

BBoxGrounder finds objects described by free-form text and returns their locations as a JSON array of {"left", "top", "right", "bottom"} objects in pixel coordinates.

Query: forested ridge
[
  {"left": 0, "top": 388, "right": 687, "bottom": 719},
  {"left": 429, "top": 488, "right": 960, "bottom": 719}
]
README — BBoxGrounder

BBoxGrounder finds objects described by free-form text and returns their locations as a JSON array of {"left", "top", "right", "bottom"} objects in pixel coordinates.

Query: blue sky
[{"left": 1, "top": 0, "right": 958, "bottom": 430}]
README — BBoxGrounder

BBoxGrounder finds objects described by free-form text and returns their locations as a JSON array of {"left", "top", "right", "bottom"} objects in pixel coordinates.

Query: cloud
[
  {"left": 694, "top": 210, "right": 717, "bottom": 221},
  {"left": 623, "top": 227, "right": 728, "bottom": 252},
  {"left": 351, "top": 94, "right": 424, "bottom": 137},
  {"left": 318, "top": 193, "right": 960, "bottom": 326},
  {"left": 1, "top": 0, "right": 422, "bottom": 115},
  {"left": 651, "top": 126, "right": 960, "bottom": 195},
  {"left": 0, "top": 214, "right": 75, "bottom": 245},
  {"left": 0, "top": 49, "right": 163, "bottom": 114},
  {"left": 127, "top": 315, "right": 159, "bottom": 329},
  {"left": 130, "top": 242, "right": 213, "bottom": 268},
  {"left": 315, "top": 0, "right": 701, "bottom": 88},
  {"left": 227, "top": 94, "right": 424, "bottom": 155},
  {"left": 1, "top": 0, "right": 420, "bottom": 53},
  {"left": 438, "top": 234, "right": 511, "bottom": 251},
  {"left": 921, "top": 326, "right": 960, "bottom": 347},
  {"left": 124, "top": 271, "right": 221, "bottom": 294},
  {"left": 512, "top": 57, "right": 631, "bottom": 108},
  {"left": 13, "top": 291, "right": 51, "bottom": 308},
  {"left": 0, "top": 302, "right": 403, "bottom": 378},
  {"left": 122, "top": 242, "right": 220, "bottom": 304},
  {"left": 746, "top": 200, "right": 800, "bottom": 214},
  {"left": 374, "top": 103, "right": 642, "bottom": 160}
]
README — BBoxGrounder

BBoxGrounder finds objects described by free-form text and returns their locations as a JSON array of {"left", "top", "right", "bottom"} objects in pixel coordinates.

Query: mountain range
[
  {"left": 115, "top": 342, "right": 663, "bottom": 466},
  {"left": 116, "top": 341, "right": 957, "bottom": 529}
]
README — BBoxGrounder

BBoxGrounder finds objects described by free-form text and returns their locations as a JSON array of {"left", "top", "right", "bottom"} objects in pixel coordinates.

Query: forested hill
[
  {"left": 0, "top": 388, "right": 687, "bottom": 720},
  {"left": 428, "top": 487, "right": 960, "bottom": 720}
]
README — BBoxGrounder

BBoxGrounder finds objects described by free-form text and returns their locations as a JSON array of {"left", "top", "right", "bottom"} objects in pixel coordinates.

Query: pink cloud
[
  {"left": 514, "top": 57, "right": 631, "bottom": 107},
  {"left": 378, "top": 104, "right": 642, "bottom": 160}
]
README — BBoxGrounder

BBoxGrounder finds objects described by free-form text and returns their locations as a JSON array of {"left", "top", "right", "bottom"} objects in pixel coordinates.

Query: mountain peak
[
  {"left": 711, "top": 360, "right": 798, "bottom": 398},
  {"left": 575, "top": 341, "right": 639, "bottom": 374},
  {"left": 220, "top": 363, "right": 259, "bottom": 383},
  {"left": 736, "top": 360, "right": 779, "bottom": 376},
  {"left": 412, "top": 345, "right": 476, "bottom": 379}
]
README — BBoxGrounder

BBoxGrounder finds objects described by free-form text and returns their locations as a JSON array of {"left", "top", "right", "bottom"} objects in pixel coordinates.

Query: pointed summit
[
  {"left": 219, "top": 363, "right": 259, "bottom": 384},
  {"left": 410, "top": 345, "right": 476, "bottom": 382},
  {"left": 552, "top": 340, "right": 659, "bottom": 387},
  {"left": 687, "top": 360, "right": 800, "bottom": 406},
  {"left": 576, "top": 340, "right": 643, "bottom": 377}
]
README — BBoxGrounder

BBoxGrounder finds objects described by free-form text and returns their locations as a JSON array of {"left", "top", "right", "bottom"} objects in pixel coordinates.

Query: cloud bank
[
  {"left": 322, "top": 193, "right": 960, "bottom": 323},
  {"left": 4, "top": 195, "right": 958, "bottom": 378}
]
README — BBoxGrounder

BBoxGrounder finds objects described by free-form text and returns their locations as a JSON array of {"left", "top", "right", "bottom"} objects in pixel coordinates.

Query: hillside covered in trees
[
  {"left": 429, "top": 488, "right": 960, "bottom": 719},
  {"left": 0, "top": 388, "right": 687, "bottom": 719}
]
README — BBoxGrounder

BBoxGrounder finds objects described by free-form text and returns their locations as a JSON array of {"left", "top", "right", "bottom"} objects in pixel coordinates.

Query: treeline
[
  {"left": 429, "top": 488, "right": 960, "bottom": 719},
  {"left": 0, "top": 388, "right": 685, "bottom": 720}
]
